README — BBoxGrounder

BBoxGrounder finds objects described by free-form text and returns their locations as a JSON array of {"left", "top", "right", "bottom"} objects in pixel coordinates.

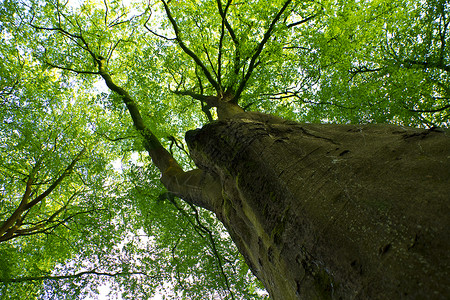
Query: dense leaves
[{"left": 0, "top": 0, "right": 448, "bottom": 299}]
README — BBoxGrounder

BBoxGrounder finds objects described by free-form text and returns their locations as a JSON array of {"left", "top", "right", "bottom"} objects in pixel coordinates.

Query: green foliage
[
  {"left": 0, "top": 0, "right": 448, "bottom": 299},
  {"left": 126, "top": 162, "right": 266, "bottom": 299}
]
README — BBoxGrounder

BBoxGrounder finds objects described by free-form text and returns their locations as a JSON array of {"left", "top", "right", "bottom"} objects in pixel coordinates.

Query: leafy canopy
[{"left": 0, "top": 0, "right": 448, "bottom": 299}]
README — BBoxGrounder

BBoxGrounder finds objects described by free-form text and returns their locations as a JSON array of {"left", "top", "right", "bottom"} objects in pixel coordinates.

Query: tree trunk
[{"left": 185, "top": 112, "right": 450, "bottom": 299}]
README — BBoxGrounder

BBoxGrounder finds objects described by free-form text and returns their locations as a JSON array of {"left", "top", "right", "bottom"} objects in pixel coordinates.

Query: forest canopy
[{"left": 0, "top": 0, "right": 448, "bottom": 298}]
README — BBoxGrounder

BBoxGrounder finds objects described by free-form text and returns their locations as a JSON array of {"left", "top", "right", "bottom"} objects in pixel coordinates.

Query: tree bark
[{"left": 185, "top": 111, "right": 450, "bottom": 299}]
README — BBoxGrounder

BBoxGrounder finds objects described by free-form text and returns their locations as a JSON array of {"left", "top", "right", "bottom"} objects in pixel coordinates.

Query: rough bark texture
[{"left": 185, "top": 112, "right": 450, "bottom": 300}]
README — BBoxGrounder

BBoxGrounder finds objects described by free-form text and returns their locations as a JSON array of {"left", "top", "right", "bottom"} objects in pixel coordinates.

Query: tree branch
[
  {"left": 144, "top": 9, "right": 176, "bottom": 41},
  {"left": 194, "top": 69, "right": 214, "bottom": 122},
  {"left": 406, "top": 104, "right": 450, "bottom": 113},
  {"left": 0, "top": 207, "right": 101, "bottom": 242},
  {"left": 98, "top": 132, "right": 137, "bottom": 142},
  {"left": 96, "top": 57, "right": 222, "bottom": 210},
  {"left": 0, "top": 270, "right": 150, "bottom": 283},
  {"left": 0, "top": 80, "right": 19, "bottom": 100},
  {"left": 437, "top": 3, "right": 448, "bottom": 64},
  {"left": 233, "top": 0, "right": 293, "bottom": 103},
  {"left": 103, "top": 0, "right": 108, "bottom": 27},
  {"left": 401, "top": 59, "right": 450, "bottom": 72},
  {"left": 286, "top": 14, "right": 316, "bottom": 28},
  {"left": 263, "top": 89, "right": 356, "bottom": 110},
  {"left": 216, "top": 0, "right": 238, "bottom": 86},
  {"left": 349, "top": 66, "right": 383, "bottom": 81},
  {"left": 216, "top": 0, "right": 238, "bottom": 46},
  {"left": 168, "top": 136, "right": 191, "bottom": 159},
  {"left": 172, "top": 90, "right": 219, "bottom": 107},
  {"left": 203, "top": 44, "right": 219, "bottom": 80},
  {"left": 169, "top": 197, "right": 235, "bottom": 299},
  {"left": 161, "top": 0, "right": 221, "bottom": 92},
  {"left": 0, "top": 166, "right": 37, "bottom": 238},
  {"left": 30, "top": 17, "right": 97, "bottom": 60},
  {"left": 30, "top": 12, "right": 222, "bottom": 212},
  {"left": 0, "top": 150, "right": 84, "bottom": 243},
  {"left": 44, "top": 60, "right": 99, "bottom": 75},
  {"left": 96, "top": 57, "right": 183, "bottom": 176},
  {"left": 24, "top": 148, "right": 86, "bottom": 210}
]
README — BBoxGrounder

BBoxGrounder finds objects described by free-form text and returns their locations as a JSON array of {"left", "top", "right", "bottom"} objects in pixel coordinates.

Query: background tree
[{"left": 0, "top": 0, "right": 449, "bottom": 299}]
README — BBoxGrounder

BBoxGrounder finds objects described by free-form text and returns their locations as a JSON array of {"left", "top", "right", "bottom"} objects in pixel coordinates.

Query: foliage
[{"left": 0, "top": 0, "right": 448, "bottom": 299}]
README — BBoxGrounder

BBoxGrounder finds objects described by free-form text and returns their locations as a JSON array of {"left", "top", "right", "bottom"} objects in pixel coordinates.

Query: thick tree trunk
[{"left": 185, "top": 112, "right": 450, "bottom": 299}]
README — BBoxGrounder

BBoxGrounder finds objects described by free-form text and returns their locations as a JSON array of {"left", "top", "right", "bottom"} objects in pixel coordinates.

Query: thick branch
[
  {"left": 203, "top": 45, "right": 219, "bottom": 80},
  {"left": 31, "top": 18, "right": 221, "bottom": 211},
  {"left": 217, "top": 0, "right": 239, "bottom": 85},
  {"left": 0, "top": 170, "right": 35, "bottom": 238},
  {"left": 96, "top": 57, "right": 182, "bottom": 175},
  {"left": 161, "top": 0, "right": 221, "bottom": 92},
  {"left": 233, "top": 0, "right": 293, "bottom": 102},
  {"left": 437, "top": 4, "right": 448, "bottom": 64},
  {"left": 96, "top": 58, "right": 221, "bottom": 211},
  {"left": 0, "top": 150, "right": 84, "bottom": 242},
  {"left": 201, "top": 101, "right": 214, "bottom": 123},
  {"left": 24, "top": 148, "right": 86, "bottom": 210},
  {"left": 216, "top": 0, "right": 238, "bottom": 46},
  {"left": 173, "top": 90, "right": 220, "bottom": 107},
  {"left": 29, "top": 20, "right": 96, "bottom": 60},
  {"left": 0, "top": 191, "right": 84, "bottom": 242},
  {"left": 161, "top": 169, "right": 223, "bottom": 212}
]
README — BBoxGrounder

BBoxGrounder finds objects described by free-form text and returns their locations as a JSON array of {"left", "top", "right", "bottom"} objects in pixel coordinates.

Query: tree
[{"left": 1, "top": 0, "right": 449, "bottom": 299}]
